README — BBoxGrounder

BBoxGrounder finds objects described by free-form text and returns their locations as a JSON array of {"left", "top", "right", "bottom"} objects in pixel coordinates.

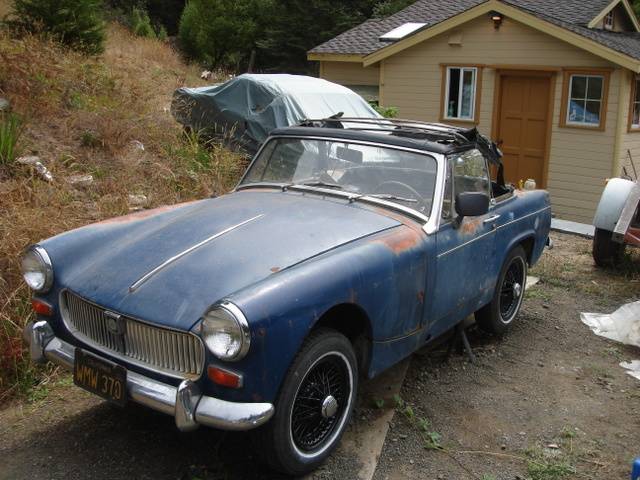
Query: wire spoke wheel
[
  {"left": 499, "top": 257, "right": 525, "bottom": 322},
  {"left": 290, "top": 354, "right": 350, "bottom": 453}
]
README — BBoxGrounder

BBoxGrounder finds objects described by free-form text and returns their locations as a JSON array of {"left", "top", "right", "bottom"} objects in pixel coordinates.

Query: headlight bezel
[
  {"left": 21, "top": 245, "right": 54, "bottom": 293},
  {"left": 201, "top": 301, "right": 250, "bottom": 362}
]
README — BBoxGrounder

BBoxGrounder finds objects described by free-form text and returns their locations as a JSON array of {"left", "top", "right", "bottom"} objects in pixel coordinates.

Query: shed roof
[{"left": 309, "top": 0, "right": 640, "bottom": 63}]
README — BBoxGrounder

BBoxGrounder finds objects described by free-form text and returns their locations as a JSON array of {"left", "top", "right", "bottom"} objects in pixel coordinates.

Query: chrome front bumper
[{"left": 24, "top": 321, "right": 274, "bottom": 432}]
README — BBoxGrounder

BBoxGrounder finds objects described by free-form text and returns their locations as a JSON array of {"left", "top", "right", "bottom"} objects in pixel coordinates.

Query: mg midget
[{"left": 22, "top": 118, "right": 551, "bottom": 475}]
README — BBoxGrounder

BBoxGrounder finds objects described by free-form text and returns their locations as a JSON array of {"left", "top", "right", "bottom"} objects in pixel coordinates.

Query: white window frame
[
  {"left": 444, "top": 66, "right": 478, "bottom": 121},
  {"left": 604, "top": 11, "right": 614, "bottom": 30},
  {"left": 566, "top": 74, "right": 605, "bottom": 127},
  {"left": 632, "top": 76, "right": 640, "bottom": 130}
]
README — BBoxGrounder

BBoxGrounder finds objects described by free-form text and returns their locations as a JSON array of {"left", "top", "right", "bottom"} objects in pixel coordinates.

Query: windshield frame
[{"left": 235, "top": 135, "right": 446, "bottom": 234}]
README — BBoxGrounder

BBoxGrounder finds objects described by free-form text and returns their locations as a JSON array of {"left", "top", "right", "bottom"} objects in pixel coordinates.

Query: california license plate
[{"left": 74, "top": 348, "right": 127, "bottom": 406}]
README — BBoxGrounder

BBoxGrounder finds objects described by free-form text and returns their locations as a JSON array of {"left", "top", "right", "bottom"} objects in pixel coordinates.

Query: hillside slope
[{"left": 0, "top": 22, "right": 245, "bottom": 399}]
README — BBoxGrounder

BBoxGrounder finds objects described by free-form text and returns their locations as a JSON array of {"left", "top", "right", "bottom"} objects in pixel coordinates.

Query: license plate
[{"left": 74, "top": 348, "right": 127, "bottom": 406}]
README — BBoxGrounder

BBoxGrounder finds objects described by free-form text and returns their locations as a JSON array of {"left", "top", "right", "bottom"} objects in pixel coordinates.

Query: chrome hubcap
[
  {"left": 513, "top": 282, "right": 522, "bottom": 298},
  {"left": 321, "top": 395, "right": 338, "bottom": 419}
]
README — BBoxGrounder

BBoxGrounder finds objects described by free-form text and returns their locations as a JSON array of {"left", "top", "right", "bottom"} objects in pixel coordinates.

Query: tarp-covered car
[{"left": 170, "top": 74, "right": 381, "bottom": 154}]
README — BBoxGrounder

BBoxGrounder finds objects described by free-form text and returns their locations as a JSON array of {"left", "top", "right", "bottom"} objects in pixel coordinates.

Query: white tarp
[{"left": 580, "top": 301, "right": 640, "bottom": 381}]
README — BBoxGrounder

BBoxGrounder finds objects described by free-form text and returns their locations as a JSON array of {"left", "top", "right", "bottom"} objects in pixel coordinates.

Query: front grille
[{"left": 62, "top": 290, "right": 204, "bottom": 379}]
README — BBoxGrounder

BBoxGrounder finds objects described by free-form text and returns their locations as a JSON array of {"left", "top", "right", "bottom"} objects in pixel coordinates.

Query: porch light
[{"left": 491, "top": 12, "right": 503, "bottom": 29}]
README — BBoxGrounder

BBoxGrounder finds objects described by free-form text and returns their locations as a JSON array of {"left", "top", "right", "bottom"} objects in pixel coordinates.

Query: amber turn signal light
[
  {"left": 207, "top": 365, "right": 243, "bottom": 389},
  {"left": 32, "top": 299, "right": 53, "bottom": 316}
]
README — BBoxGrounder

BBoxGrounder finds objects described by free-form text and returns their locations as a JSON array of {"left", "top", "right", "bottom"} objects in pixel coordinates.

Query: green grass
[{"left": 0, "top": 112, "right": 22, "bottom": 166}]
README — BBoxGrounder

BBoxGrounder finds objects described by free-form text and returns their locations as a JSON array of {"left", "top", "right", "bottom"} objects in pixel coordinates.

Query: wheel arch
[{"left": 311, "top": 303, "right": 373, "bottom": 376}]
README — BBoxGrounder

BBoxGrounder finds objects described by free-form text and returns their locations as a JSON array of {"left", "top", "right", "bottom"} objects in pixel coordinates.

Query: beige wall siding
[
  {"left": 381, "top": 15, "right": 621, "bottom": 223},
  {"left": 320, "top": 61, "right": 379, "bottom": 86},
  {"left": 619, "top": 70, "right": 640, "bottom": 177}
]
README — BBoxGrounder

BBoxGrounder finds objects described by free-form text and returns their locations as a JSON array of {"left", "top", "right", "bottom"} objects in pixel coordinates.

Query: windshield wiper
[
  {"left": 298, "top": 181, "right": 344, "bottom": 190},
  {"left": 366, "top": 194, "right": 418, "bottom": 203}
]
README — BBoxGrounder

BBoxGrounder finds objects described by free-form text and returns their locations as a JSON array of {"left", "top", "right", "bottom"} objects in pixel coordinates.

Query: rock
[
  {"left": 200, "top": 70, "right": 212, "bottom": 80},
  {"left": 131, "top": 140, "right": 145, "bottom": 151},
  {"left": 35, "top": 163, "right": 54, "bottom": 182},
  {"left": 66, "top": 174, "right": 94, "bottom": 189},
  {"left": 0, "top": 97, "right": 10, "bottom": 112},
  {"left": 18, "top": 156, "right": 53, "bottom": 182},
  {"left": 128, "top": 194, "right": 148, "bottom": 210},
  {"left": 17, "top": 155, "right": 41, "bottom": 166}
]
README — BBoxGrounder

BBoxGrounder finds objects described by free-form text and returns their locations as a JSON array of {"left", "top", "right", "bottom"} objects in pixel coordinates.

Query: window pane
[
  {"left": 587, "top": 76, "right": 603, "bottom": 100},
  {"left": 460, "top": 69, "right": 475, "bottom": 118},
  {"left": 570, "top": 76, "right": 587, "bottom": 99},
  {"left": 585, "top": 101, "right": 601, "bottom": 124},
  {"left": 635, "top": 79, "right": 640, "bottom": 102},
  {"left": 568, "top": 99, "right": 585, "bottom": 123},
  {"left": 447, "top": 68, "right": 460, "bottom": 118},
  {"left": 633, "top": 102, "right": 640, "bottom": 126}
]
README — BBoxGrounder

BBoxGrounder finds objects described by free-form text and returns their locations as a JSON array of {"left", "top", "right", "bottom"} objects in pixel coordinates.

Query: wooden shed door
[{"left": 496, "top": 72, "right": 553, "bottom": 188}]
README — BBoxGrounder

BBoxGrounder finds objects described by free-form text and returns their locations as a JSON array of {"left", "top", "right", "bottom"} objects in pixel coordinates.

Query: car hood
[{"left": 46, "top": 190, "right": 400, "bottom": 330}]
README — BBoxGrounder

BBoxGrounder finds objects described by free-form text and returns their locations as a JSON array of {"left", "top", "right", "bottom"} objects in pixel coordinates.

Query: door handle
[{"left": 483, "top": 214, "right": 501, "bottom": 224}]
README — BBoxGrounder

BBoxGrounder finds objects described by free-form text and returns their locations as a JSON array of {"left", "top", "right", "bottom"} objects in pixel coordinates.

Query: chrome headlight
[
  {"left": 21, "top": 245, "right": 53, "bottom": 293},
  {"left": 201, "top": 302, "right": 250, "bottom": 361}
]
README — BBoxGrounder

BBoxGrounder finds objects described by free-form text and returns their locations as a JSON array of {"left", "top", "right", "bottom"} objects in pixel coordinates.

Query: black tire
[
  {"left": 592, "top": 227, "right": 625, "bottom": 267},
  {"left": 475, "top": 246, "right": 528, "bottom": 335},
  {"left": 259, "top": 328, "right": 358, "bottom": 476}
]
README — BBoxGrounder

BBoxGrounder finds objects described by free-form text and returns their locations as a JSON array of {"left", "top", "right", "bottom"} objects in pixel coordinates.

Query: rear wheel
[
  {"left": 259, "top": 329, "right": 357, "bottom": 476},
  {"left": 592, "top": 228, "right": 625, "bottom": 267},
  {"left": 476, "top": 246, "right": 528, "bottom": 334}
]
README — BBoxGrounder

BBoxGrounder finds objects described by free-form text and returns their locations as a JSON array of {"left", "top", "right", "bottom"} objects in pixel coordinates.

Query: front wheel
[
  {"left": 259, "top": 329, "right": 358, "bottom": 476},
  {"left": 476, "top": 246, "right": 528, "bottom": 334}
]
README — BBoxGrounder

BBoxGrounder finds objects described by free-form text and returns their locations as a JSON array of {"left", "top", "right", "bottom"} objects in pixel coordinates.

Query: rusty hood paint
[{"left": 41, "top": 190, "right": 400, "bottom": 330}]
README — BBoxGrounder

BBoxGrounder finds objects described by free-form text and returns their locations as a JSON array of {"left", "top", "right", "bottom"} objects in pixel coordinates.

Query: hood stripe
[{"left": 129, "top": 214, "right": 264, "bottom": 293}]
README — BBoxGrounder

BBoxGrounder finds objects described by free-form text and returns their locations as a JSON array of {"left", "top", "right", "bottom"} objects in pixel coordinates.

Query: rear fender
[{"left": 593, "top": 178, "right": 636, "bottom": 231}]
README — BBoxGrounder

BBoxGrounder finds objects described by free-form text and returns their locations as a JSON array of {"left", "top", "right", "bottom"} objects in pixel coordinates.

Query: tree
[
  {"left": 7, "top": 0, "right": 106, "bottom": 54},
  {"left": 179, "top": 0, "right": 265, "bottom": 69},
  {"left": 256, "top": 0, "right": 377, "bottom": 73}
]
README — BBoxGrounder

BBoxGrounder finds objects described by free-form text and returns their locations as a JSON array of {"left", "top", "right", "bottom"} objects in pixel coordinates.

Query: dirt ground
[{"left": 0, "top": 232, "right": 638, "bottom": 480}]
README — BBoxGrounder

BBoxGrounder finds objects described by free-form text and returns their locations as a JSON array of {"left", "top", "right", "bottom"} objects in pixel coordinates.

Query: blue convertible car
[{"left": 22, "top": 118, "right": 550, "bottom": 475}]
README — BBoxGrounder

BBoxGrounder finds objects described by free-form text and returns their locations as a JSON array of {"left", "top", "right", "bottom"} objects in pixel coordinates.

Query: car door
[{"left": 428, "top": 149, "right": 498, "bottom": 337}]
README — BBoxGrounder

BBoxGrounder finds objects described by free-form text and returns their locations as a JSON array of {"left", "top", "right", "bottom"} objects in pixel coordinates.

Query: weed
[
  {"left": 0, "top": 112, "right": 22, "bottom": 167},
  {"left": 373, "top": 398, "right": 385, "bottom": 409},
  {"left": 526, "top": 460, "right": 575, "bottom": 480},
  {"left": 393, "top": 396, "right": 443, "bottom": 451},
  {"left": 80, "top": 130, "right": 102, "bottom": 148},
  {"left": 424, "top": 430, "right": 442, "bottom": 450}
]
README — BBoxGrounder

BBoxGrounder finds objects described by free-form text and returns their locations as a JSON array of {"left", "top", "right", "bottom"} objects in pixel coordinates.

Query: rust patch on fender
[
  {"left": 96, "top": 200, "right": 199, "bottom": 225},
  {"left": 270, "top": 266, "right": 281, "bottom": 273},
  {"left": 373, "top": 227, "right": 423, "bottom": 254}
]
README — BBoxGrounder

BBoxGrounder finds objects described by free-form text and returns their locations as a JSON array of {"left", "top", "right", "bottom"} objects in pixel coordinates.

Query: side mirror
[{"left": 455, "top": 192, "right": 490, "bottom": 218}]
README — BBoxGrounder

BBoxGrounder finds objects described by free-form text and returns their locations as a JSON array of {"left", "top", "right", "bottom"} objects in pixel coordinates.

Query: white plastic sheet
[
  {"left": 580, "top": 301, "right": 640, "bottom": 347},
  {"left": 581, "top": 301, "right": 640, "bottom": 381}
]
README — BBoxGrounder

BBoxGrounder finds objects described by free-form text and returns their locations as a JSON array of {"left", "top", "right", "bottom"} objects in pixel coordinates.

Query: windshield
[{"left": 240, "top": 138, "right": 438, "bottom": 214}]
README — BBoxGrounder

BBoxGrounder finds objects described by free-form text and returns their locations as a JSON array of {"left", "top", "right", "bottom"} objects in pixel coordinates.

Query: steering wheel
[{"left": 373, "top": 181, "right": 424, "bottom": 208}]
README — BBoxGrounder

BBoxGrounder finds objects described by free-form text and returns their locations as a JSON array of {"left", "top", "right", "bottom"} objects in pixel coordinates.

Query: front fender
[{"left": 204, "top": 225, "right": 430, "bottom": 404}]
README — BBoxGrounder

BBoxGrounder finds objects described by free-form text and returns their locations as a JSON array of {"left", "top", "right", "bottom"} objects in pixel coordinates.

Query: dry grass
[{"left": 0, "top": 22, "right": 246, "bottom": 401}]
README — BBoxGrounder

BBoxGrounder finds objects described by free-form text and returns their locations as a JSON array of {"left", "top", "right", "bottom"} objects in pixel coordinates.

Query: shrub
[
  {"left": 0, "top": 113, "right": 22, "bottom": 167},
  {"left": 7, "top": 0, "right": 106, "bottom": 54},
  {"left": 129, "top": 7, "right": 156, "bottom": 39},
  {"left": 371, "top": 103, "right": 399, "bottom": 118}
]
